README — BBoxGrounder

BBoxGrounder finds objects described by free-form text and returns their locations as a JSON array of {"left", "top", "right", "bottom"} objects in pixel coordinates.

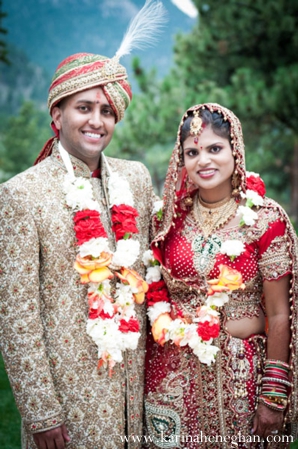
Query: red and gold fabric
[
  {"left": 48, "top": 53, "right": 132, "bottom": 122},
  {"left": 144, "top": 103, "right": 298, "bottom": 448}
]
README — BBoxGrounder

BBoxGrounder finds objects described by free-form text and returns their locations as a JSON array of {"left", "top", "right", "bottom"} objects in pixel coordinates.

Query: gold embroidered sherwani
[{"left": 0, "top": 146, "right": 154, "bottom": 449}]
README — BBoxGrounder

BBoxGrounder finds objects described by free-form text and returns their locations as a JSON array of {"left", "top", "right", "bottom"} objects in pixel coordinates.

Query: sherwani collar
[{"left": 50, "top": 140, "right": 110, "bottom": 180}]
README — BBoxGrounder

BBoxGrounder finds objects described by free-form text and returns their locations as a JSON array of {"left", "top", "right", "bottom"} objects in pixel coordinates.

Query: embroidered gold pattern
[
  {"left": 146, "top": 102, "right": 298, "bottom": 447},
  {"left": 259, "top": 235, "right": 291, "bottom": 280},
  {"left": 0, "top": 146, "right": 155, "bottom": 448}
]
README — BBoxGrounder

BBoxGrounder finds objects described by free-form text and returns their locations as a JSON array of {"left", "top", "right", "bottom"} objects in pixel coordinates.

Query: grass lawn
[{"left": 0, "top": 353, "right": 21, "bottom": 449}]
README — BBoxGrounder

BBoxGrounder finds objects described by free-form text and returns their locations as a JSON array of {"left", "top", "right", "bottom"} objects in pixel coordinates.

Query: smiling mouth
[
  {"left": 198, "top": 169, "right": 217, "bottom": 175},
  {"left": 83, "top": 132, "right": 103, "bottom": 139}
]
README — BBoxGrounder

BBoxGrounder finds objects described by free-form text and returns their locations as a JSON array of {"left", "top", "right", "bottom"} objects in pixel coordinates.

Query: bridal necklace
[{"left": 193, "top": 193, "right": 238, "bottom": 239}]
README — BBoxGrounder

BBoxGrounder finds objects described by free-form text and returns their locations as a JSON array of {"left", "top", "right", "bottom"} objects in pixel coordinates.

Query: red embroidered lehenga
[{"left": 144, "top": 104, "right": 298, "bottom": 449}]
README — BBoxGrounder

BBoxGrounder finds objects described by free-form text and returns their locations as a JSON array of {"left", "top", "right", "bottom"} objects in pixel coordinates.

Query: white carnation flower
[
  {"left": 87, "top": 319, "right": 124, "bottom": 361},
  {"left": 100, "top": 279, "right": 112, "bottom": 297},
  {"left": 86, "top": 318, "right": 116, "bottom": 342},
  {"left": 205, "top": 292, "right": 229, "bottom": 308},
  {"left": 121, "top": 304, "right": 136, "bottom": 319},
  {"left": 88, "top": 280, "right": 112, "bottom": 300},
  {"left": 83, "top": 198, "right": 102, "bottom": 212},
  {"left": 63, "top": 177, "right": 101, "bottom": 211},
  {"left": 195, "top": 305, "right": 220, "bottom": 322},
  {"left": 113, "top": 239, "right": 140, "bottom": 268},
  {"left": 167, "top": 319, "right": 187, "bottom": 336},
  {"left": 186, "top": 331, "right": 201, "bottom": 347},
  {"left": 167, "top": 321, "right": 196, "bottom": 347},
  {"left": 104, "top": 347, "right": 123, "bottom": 363},
  {"left": 146, "top": 266, "right": 162, "bottom": 284},
  {"left": 152, "top": 200, "right": 164, "bottom": 214},
  {"left": 102, "top": 299, "right": 114, "bottom": 317},
  {"left": 237, "top": 205, "right": 258, "bottom": 226},
  {"left": 121, "top": 332, "right": 141, "bottom": 350},
  {"left": 180, "top": 323, "right": 198, "bottom": 346},
  {"left": 147, "top": 302, "right": 171, "bottom": 325},
  {"left": 167, "top": 320, "right": 185, "bottom": 345},
  {"left": 220, "top": 240, "right": 245, "bottom": 260},
  {"left": 115, "top": 283, "right": 134, "bottom": 307},
  {"left": 65, "top": 192, "right": 100, "bottom": 211},
  {"left": 188, "top": 337, "right": 219, "bottom": 365},
  {"left": 246, "top": 171, "right": 259, "bottom": 178},
  {"left": 245, "top": 189, "right": 264, "bottom": 206},
  {"left": 63, "top": 175, "right": 90, "bottom": 195},
  {"left": 79, "top": 237, "right": 110, "bottom": 258},
  {"left": 142, "top": 249, "right": 155, "bottom": 267},
  {"left": 108, "top": 172, "right": 134, "bottom": 207}
]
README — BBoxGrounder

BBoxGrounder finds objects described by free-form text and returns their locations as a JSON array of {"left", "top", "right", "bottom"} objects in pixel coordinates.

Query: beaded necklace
[{"left": 192, "top": 194, "right": 238, "bottom": 239}]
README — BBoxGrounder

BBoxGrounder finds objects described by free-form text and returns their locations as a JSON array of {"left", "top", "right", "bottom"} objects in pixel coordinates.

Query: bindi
[
  {"left": 95, "top": 91, "right": 102, "bottom": 101},
  {"left": 194, "top": 137, "right": 199, "bottom": 144}
]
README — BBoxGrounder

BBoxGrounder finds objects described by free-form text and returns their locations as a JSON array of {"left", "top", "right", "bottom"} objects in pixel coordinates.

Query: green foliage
[
  {"left": 0, "top": 354, "right": 21, "bottom": 448},
  {"left": 177, "top": 0, "right": 298, "bottom": 85},
  {"left": 173, "top": 0, "right": 298, "bottom": 220},
  {"left": 105, "top": 0, "right": 298, "bottom": 220},
  {"left": 106, "top": 58, "right": 186, "bottom": 193},
  {"left": 1, "top": 0, "right": 298, "bottom": 223},
  {"left": 0, "top": 102, "right": 51, "bottom": 182}
]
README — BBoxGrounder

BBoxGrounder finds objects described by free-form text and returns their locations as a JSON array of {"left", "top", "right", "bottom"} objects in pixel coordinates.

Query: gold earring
[{"left": 231, "top": 172, "right": 240, "bottom": 197}]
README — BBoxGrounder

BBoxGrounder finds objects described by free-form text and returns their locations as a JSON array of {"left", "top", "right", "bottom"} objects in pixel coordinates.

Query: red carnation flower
[
  {"left": 88, "top": 308, "right": 113, "bottom": 320},
  {"left": 148, "top": 280, "right": 168, "bottom": 291},
  {"left": 146, "top": 280, "right": 170, "bottom": 306},
  {"left": 111, "top": 205, "right": 139, "bottom": 241},
  {"left": 197, "top": 321, "right": 220, "bottom": 341},
  {"left": 74, "top": 210, "right": 100, "bottom": 223},
  {"left": 74, "top": 209, "right": 107, "bottom": 245},
  {"left": 246, "top": 175, "right": 266, "bottom": 197},
  {"left": 118, "top": 318, "right": 140, "bottom": 333}
]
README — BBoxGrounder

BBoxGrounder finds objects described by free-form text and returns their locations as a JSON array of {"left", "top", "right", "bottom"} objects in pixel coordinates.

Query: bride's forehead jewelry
[
  {"left": 190, "top": 111, "right": 202, "bottom": 135},
  {"left": 190, "top": 110, "right": 205, "bottom": 143}
]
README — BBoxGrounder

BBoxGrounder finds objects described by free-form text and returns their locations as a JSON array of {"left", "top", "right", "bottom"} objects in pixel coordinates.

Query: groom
[{"left": 0, "top": 51, "right": 155, "bottom": 449}]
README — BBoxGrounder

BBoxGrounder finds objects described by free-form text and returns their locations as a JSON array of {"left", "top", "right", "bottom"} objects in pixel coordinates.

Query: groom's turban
[
  {"left": 34, "top": 53, "right": 132, "bottom": 164},
  {"left": 48, "top": 52, "right": 132, "bottom": 123}
]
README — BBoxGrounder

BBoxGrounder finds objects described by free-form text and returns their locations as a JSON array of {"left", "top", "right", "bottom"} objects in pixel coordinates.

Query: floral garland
[
  {"left": 237, "top": 171, "right": 266, "bottom": 227},
  {"left": 59, "top": 144, "right": 148, "bottom": 376},
  {"left": 221, "top": 172, "right": 266, "bottom": 260},
  {"left": 144, "top": 171, "right": 266, "bottom": 365}
]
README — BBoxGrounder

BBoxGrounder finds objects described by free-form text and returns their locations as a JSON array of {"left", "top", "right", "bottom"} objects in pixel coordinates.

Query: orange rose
[
  {"left": 74, "top": 252, "right": 113, "bottom": 284},
  {"left": 116, "top": 267, "right": 148, "bottom": 304},
  {"left": 208, "top": 264, "right": 245, "bottom": 295},
  {"left": 152, "top": 313, "right": 172, "bottom": 346}
]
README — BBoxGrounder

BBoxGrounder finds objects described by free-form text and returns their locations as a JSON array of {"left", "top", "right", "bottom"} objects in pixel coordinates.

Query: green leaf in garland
[{"left": 156, "top": 209, "right": 163, "bottom": 221}]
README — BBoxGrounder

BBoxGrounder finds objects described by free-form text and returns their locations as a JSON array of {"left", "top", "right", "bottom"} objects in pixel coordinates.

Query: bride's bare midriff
[{"left": 225, "top": 308, "right": 266, "bottom": 339}]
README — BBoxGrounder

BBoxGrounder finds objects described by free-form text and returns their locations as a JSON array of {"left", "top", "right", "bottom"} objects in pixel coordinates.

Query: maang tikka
[{"left": 190, "top": 110, "right": 204, "bottom": 144}]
